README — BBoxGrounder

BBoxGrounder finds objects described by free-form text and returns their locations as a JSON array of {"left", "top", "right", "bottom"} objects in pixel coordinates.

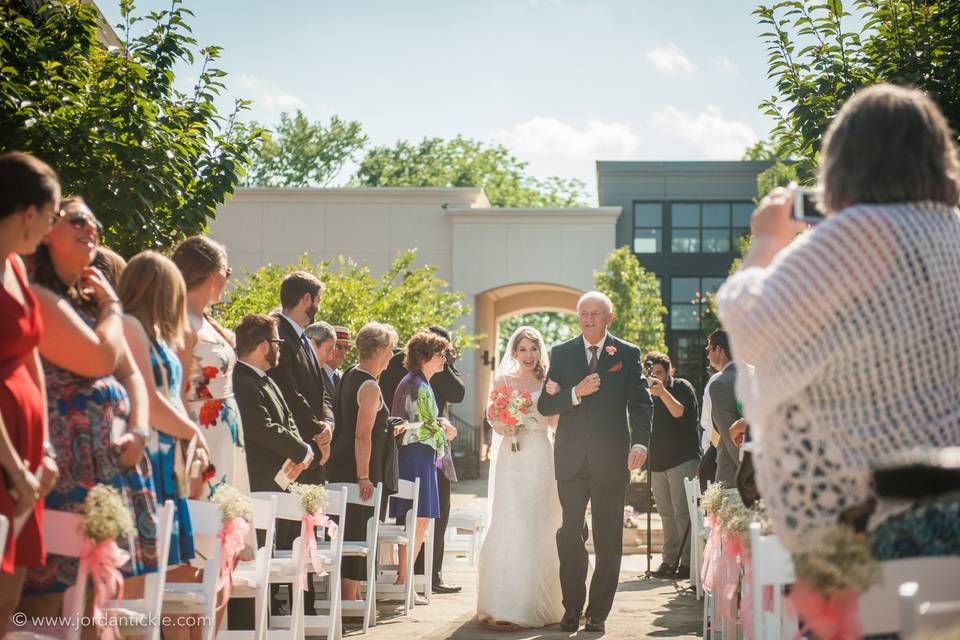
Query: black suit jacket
[
  {"left": 538, "top": 334, "right": 654, "bottom": 485},
  {"left": 234, "top": 363, "right": 312, "bottom": 492},
  {"left": 268, "top": 314, "right": 333, "bottom": 483}
]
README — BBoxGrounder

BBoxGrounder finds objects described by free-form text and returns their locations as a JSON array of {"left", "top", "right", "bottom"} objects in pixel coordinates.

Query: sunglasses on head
[{"left": 66, "top": 213, "right": 103, "bottom": 235}]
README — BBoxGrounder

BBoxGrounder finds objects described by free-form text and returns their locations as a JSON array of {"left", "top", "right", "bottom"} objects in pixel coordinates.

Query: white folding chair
[
  {"left": 859, "top": 555, "right": 960, "bottom": 636},
  {"left": 0, "top": 514, "right": 8, "bottom": 563},
  {"left": 252, "top": 488, "right": 347, "bottom": 640},
  {"left": 412, "top": 520, "right": 435, "bottom": 605},
  {"left": 445, "top": 510, "right": 485, "bottom": 567},
  {"left": 218, "top": 495, "right": 278, "bottom": 640},
  {"left": 375, "top": 477, "right": 421, "bottom": 613},
  {"left": 682, "top": 477, "right": 703, "bottom": 600},
  {"left": 162, "top": 500, "right": 223, "bottom": 640},
  {"left": 748, "top": 522, "right": 798, "bottom": 640},
  {"left": 700, "top": 514, "right": 718, "bottom": 639},
  {"left": 899, "top": 581, "right": 960, "bottom": 635},
  {"left": 324, "top": 482, "right": 383, "bottom": 633}
]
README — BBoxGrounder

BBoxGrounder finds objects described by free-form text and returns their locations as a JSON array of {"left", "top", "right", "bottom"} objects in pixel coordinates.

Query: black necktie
[
  {"left": 588, "top": 346, "right": 599, "bottom": 373},
  {"left": 301, "top": 333, "right": 320, "bottom": 377}
]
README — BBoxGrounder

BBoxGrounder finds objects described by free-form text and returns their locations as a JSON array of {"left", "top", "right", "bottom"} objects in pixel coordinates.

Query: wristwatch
[
  {"left": 131, "top": 426, "right": 151, "bottom": 442},
  {"left": 43, "top": 441, "right": 57, "bottom": 459}
]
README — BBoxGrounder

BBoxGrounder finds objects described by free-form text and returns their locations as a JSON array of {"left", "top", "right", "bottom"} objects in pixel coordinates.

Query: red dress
[{"left": 0, "top": 255, "right": 44, "bottom": 573}]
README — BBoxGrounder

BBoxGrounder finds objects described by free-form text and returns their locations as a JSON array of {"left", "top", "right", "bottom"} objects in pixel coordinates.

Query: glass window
[
  {"left": 671, "top": 278, "right": 701, "bottom": 304},
  {"left": 672, "top": 203, "right": 699, "bottom": 227},
  {"left": 634, "top": 203, "right": 662, "bottom": 227},
  {"left": 634, "top": 228, "right": 661, "bottom": 253},
  {"left": 732, "top": 202, "right": 754, "bottom": 227},
  {"left": 671, "top": 304, "right": 700, "bottom": 330},
  {"left": 702, "top": 203, "right": 731, "bottom": 227},
  {"left": 701, "top": 277, "right": 726, "bottom": 296},
  {"left": 671, "top": 229, "right": 699, "bottom": 253},
  {"left": 702, "top": 228, "right": 731, "bottom": 253}
]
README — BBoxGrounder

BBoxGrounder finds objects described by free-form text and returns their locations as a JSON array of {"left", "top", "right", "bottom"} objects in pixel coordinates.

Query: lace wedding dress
[{"left": 477, "top": 382, "right": 565, "bottom": 627}]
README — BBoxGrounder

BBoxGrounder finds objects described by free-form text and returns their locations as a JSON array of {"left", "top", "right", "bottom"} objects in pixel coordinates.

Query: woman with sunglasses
[
  {"left": 0, "top": 152, "right": 62, "bottom": 627},
  {"left": 22, "top": 197, "right": 159, "bottom": 613}
]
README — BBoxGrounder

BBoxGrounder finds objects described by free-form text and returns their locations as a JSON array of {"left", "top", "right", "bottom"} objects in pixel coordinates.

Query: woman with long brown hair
[{"left": 171, "top": 235, "right": 250, "bottom": 498}]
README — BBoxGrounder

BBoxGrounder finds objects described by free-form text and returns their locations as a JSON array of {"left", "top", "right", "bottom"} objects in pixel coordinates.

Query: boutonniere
[
  {"left": 607, "top": 361, "right": 623, "bottom": 373},
  {"left": 604, "top": 345, "right": 617, "bottom": 356}
]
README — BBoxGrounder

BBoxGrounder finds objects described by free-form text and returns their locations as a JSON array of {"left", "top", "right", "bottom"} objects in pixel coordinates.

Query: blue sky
[{"left": 100, "top": 1, "right": 784, "bottom": 197}]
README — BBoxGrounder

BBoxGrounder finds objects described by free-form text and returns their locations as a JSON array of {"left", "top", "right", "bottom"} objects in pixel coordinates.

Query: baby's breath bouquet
[
  {"left": 289, "top": 483, "right": 328, "bottom": 516},
  {"left": 83, "top": 485, "right": 135, "bottom": 543},
  {"left": 700, "top": 482, "right": 731, "bottom": 516},
  {"left": 717, "top": 498, "right": 750, "bottom": 540},
  {"left": 211, "top": 484, "right": 253, "bottom": 523}
]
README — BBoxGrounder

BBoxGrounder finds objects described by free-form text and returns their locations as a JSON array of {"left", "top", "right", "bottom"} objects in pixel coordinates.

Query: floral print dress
[{"left": 184, "top": 317, "right": 250, "bottom": 499}]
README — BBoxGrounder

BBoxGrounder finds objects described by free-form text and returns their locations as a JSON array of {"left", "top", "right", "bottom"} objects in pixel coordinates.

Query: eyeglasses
[
  {"left": 265, "top": 338, "right": 285, "bottom": 345},
  {"left": 66, "top": 213, "right": 103, "bottom": 236},
  {"left": 49, "top": 207, "right": 65, "bottom": 225},
  {"left": 220, "top": 267, "right": 233, "bottom": 280}
]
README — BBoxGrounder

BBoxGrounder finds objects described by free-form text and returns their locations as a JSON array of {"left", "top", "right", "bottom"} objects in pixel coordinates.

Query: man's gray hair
[
  {"left": 304, "top": 321, "right": 336, "bottom": 344},
  {"left": 577, "top": 290, "right": 613, "bottom": 314}
]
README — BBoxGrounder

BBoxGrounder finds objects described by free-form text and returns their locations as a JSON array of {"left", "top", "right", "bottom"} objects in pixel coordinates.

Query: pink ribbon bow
[
  {"left": 701, "top": 514, "right": 720, "bottom": 592},
  {"left": 715, "top": 534, "right": 743, "bottom": 625},
  {"left": 299, "top": 512, "right": 338, "bottom": 591},
  {"left": 80, "top": 538, "right": 130, "bottom": 639},
  {"left": 786, "top": 582, "right": 862, "bottom": 640},
  {"left": 216, "top": 516, "right": 250, "bottom": 610}
]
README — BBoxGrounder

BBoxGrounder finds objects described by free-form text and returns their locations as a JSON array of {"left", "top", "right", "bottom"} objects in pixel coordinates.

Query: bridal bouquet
[{"left": 486, "top": 384, "right": 534, "bottom": 452}]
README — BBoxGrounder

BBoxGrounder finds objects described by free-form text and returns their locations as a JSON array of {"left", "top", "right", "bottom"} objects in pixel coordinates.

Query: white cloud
[
  {"left": 494, "top": 117, "right": 642, "bottom": 161},
  {"left": 645, "top": 45, "right": 696, "bottom": 75},
  {"left": 234, "top": 73, "right": 306, "bottom": 117},
  {"left": 714, "top": 56, "right": 737, "bottom": 73},
  {"left": 648, "top": 105, "right": 758, "bottom": 159}
]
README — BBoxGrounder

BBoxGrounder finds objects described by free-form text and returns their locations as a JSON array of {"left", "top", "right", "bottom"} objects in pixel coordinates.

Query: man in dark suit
[
  {"left": 380, "top": 326, "right": 465, "bottom": 594},
  {"left": 304, "top": 321, "right": 338, "bottom": 424},
  {"left": 231, "top": 314, "right": 313, "bottom": 626},
  {"left": 269, "top": 271, "right": 333, "bottom": 485},
  {"left": 706, "top": 329, "right": 741, "bottom": 486},
  {"left": 539, "top": 292, "right": 654, "bottom": 634}
]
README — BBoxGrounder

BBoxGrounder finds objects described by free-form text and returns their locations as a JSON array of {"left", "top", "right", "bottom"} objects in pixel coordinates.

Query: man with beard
[
  {"left": 269, "top": 271, "right": 333, "bottom": 484},
  {"left": 232, "top": 314, "right": 314, "bottom": 624}
]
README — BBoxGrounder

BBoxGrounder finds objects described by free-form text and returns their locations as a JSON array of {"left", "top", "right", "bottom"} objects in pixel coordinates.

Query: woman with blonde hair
[
  {"left": 717, "top": 83, "right": 960, "bottom": 557},
  {"left": 118, "top": 251, "right": 209, "bottom": 569}
]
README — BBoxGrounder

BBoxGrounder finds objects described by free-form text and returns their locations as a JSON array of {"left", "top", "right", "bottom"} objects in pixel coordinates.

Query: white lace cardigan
[{"left": 716, "top": 202, "right": 960, "bottom": 552}]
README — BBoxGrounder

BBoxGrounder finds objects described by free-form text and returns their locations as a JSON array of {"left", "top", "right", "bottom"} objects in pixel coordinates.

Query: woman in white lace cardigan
[{"left": 716, "top": 84, "right": 960, "bottom": 556}]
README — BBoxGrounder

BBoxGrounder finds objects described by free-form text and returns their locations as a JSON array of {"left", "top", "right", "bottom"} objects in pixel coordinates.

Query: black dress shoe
[
  {"left": 560, "top": 609, "right": 581, "bottom": 631},
  {"left": 432, "top": 580, "right": 462, "bottom": 594},
  {"left": 584, "top": 617, "right": 605, "bottom": 633},
  {"left": 675, "top": 565, "right": 691, "bottom": 580},
  {"left": 651, "top": 562, "right": 676, "bottom": 578}
]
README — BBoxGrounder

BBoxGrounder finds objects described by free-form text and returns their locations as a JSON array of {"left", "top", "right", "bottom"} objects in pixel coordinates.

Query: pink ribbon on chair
[
  {"left": 298, "top": 512, "right": 339, "bottom": 590},
  {"left": 216, "top": 516, "right": 251, "bottom": 610},
  {"left": 79, "top": 538, "right": 130, "bottom": 640},
  {"left": 715, "top": 534, "right": 743, "bottom": 625},
  {"left": 740, "top": 551, "right": 776, "bottom": 639},
  {"left": 785, "top": 582, "right": 862, "bottom": 640},
  {"left": 700, "top": 514, "right": 720, "bottom": 591}
]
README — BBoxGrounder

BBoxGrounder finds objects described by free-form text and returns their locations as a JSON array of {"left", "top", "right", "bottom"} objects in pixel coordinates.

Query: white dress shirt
[
  {"left": 700, "top": 370, "right": 722, "bottom": 451},
  {"left": 571, "top": 332, "right": 609, "bottom": 406}
]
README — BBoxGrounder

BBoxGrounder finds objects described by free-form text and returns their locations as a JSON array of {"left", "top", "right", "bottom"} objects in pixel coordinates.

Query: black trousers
[
  {"left": 698, "top": 445, "right": 718, "bottom": 493},
  {"left": 414, "top": 468, "right": 450, "bottom": 582},
  {"left": 556, "top": 463, "right": 626, "bottom": 621}
]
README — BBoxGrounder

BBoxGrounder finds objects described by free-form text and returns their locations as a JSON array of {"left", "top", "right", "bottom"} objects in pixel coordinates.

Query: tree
[
  {"left": 353, "top": 136, "right": 590, "bottom": 208},
  {"left": 214, "top": 250, "right": 479, "bottom": 365},
  {"left": 244, "top": 111, "right": 367, "bottom": 187},
  {"left": 498, "top": 311, "right": 580, "bottom": 356},
  {"left": 0, "top": 0, "right": 262, "bottom": 255},
  {"left": 593, "top": 246, "right": 667, "bottom": 356},
  {"left": 755, "top": 0, "right": 960, "bottom": 183}
]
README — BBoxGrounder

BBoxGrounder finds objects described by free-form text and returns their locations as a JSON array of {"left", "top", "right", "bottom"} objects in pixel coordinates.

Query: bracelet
[
  {"left": 358, "top": 475, "right": 369, "bottom": 481},
  {"left": 130, "top": 426, "right": 151, "bottom": 442}
]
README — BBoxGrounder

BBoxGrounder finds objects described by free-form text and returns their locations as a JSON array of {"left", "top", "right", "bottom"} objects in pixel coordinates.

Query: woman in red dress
[{"left": 0, "top": 152, "right": 62, "bottom": 626}]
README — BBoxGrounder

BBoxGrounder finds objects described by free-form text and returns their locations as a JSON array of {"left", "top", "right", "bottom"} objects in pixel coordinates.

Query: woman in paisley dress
[
  {"left": 172, "top": 235, "right": 250, "bottom": 498},
  {"left": 118, "top": 252, "right": 209, "bottom": 569},
  {"left": 23, "top": 198, "right": 158, "bottom": 610}
]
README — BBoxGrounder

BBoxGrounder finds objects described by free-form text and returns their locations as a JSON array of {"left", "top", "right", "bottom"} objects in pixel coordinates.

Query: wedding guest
[
  {"left": 327, "top": 322, "right": 399, "bottom": 601},
  {"left": 716, "top": 84, "right": 960, "bottom": 555},
  {"left": 171, "top": 235, "right": 250, "bottom": 499},
  {"left": 23, "top": 198, "right": 157, "bottom": 612},
  {"left": 324, "top": 325, "right": 352, "bottom": 390},
  {"left": 91, "top": 245, "right": 126, "bottom": 288},
  {"left": 118, "top": 252, "right": 207, "bottom": 568},
  {"left": 381, "top": 326, "right": 464, "bottom": 594},
  {"left": 0, "top": 152, "right": 61, "bottom": 626},
  {"left": 304, "top": 321, "right": 338, "bottom": 423},
  {"left": 697, "top": 367, "right": 721, "bottom": 493},
  {"left": 644, "top": 351, "right": 699, "bottom": 579},
  {"left": 706, "top": 330, "right": 739, "bottom": 485},
  {"left": 389, "top": 331, "right": 456, "bottom": 603},
  {"left": 233, "top": 314, "right": 313, "bottom": 621},
  {"left": 269, "top": 272, "right": 332, "bottom": 491}
]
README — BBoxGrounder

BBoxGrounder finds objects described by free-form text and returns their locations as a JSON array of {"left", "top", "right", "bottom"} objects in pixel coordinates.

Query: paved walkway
[{"left": 349, "top": 474, "right": 702, "bottom": 639}]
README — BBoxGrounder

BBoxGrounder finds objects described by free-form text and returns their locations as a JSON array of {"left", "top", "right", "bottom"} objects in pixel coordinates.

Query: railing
[{"left": 448, "top": 410, "right": 481, "bottom": 479}]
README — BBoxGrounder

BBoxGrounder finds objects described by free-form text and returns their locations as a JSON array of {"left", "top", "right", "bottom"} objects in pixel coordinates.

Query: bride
[{"left": 477, "top": 326, "right": 565, "bottom": 628}]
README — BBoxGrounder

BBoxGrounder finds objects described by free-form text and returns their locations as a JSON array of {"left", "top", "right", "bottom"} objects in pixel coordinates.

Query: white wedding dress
[{"left": 477, "top": 381, "right": 565, "bottom": 627}]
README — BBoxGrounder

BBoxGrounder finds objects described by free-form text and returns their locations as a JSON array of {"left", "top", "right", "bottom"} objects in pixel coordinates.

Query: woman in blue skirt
[{"left": 390, "top": 330, "right": 455, "bottom": 601}]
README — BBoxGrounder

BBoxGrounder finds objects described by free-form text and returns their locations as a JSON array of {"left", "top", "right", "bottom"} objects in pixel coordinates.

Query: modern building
[{"left": 598, "top": 161, "right": 772, "bottom": 391}]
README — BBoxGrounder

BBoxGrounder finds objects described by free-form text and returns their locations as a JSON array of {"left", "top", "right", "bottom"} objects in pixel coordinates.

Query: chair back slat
[
  {"left": 251, "top": 495, "right": 278, "bottom": 529},
  {"left": 860, "top": 556, "right": 960, "bottom": 635},
  {"left": 44, "top": 510, "right": 86, "bottom": 556},
  {"left": 186, "top": 499, "right": 224, "bottom": 536}
]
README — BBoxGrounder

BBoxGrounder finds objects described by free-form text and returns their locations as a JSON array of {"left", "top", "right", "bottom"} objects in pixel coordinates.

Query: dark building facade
[{"left": 597, "top": 160, "right": 772, "bottom": 392}]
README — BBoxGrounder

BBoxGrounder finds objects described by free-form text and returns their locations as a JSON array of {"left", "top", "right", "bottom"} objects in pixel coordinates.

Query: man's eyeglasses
[
  {"left": 265, "top": 338, "right": 284, "bottom": 345},
  {"left": 66, "top": 213, "right": 103, "bottom": 236},
  {"left": 222, "top": 267, "right": 233, "bottom": 280}
]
